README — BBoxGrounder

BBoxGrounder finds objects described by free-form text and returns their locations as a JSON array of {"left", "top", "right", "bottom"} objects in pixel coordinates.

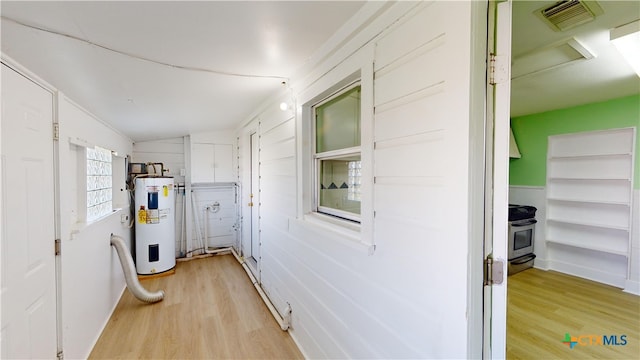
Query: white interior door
[
  {"left": 484, "top": 1, "right": 512, "bottom": 359},
  {"left": 249, "top": 132, "right": 260, "bottom": 266},
  {"left": 1, "top": 63, "right": 58, "bottom": 358}
]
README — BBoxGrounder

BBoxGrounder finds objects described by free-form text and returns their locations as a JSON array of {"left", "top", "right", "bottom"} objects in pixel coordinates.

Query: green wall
[{"left": 509, "top": 94, "right": 640, "bottom": 189}]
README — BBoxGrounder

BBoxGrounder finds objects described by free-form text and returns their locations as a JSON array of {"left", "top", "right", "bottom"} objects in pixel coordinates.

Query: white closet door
[
  {"left": 214, "top": 144, "right": 234, "bottom": 182},
  {"left": 191, "top": 143, "right": 215, "bottom": 183}
]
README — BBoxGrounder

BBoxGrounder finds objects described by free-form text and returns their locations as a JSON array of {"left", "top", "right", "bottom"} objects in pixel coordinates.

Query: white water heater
[{"left": 134, "top": 176, "right": 176, "bottom": 274}]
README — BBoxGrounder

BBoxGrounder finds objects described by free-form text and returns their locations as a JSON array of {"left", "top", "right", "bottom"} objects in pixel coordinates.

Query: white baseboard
[
  {"left": 549, "top": 260, "right": 626, "bottom": 288},
  {"left": 288, "top": 329, "right": 311, "bottom": 360},
  {"left": 533, "top": 258, "right": 549, "bottom": 270},
  {"left": 624, "top": 280, "right": 640, "bottom": 296},
  {"left": 85, "top": 284, "right": 126, "bottom": 359}
]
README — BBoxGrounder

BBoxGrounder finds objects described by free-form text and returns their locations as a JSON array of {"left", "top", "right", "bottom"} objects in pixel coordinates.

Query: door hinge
[
  {"left": 55, "top": 238, "right": 61, "bottom": 256},
  {"left": 489, "top": 54, "right": 508, "bottom": 85},
  {"left": 53, "top": 123, "right": 60, "bottom": 140},
  {"left": 483, "top": 257, "right": 504, "bottom": 285}
]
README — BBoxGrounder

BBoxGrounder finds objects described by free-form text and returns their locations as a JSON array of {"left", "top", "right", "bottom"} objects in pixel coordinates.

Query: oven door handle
[
  {"left": 511, "top": 253, "right": 536, "bottom": 265},
  {"left": 511, "top": 219, "right": 537, "bottom": 226}
]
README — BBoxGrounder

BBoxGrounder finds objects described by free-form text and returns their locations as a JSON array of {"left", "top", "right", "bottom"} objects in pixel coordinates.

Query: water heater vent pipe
[{"left": 110, "top": 234, "right": 164, "bottom": 303}]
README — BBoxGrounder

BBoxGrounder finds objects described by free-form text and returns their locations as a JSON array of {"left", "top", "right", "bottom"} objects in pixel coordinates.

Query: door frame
[
  {"left": 1, "top": 54, "right": 63, "bottom": 358},
  {"left": 249, "top": 131, "right": 260, "bottom": 268},
  {"left": 482, "top": 1, "right": 512, "bottom": 359},
  {"left": 239, "top": 119, "right": 260, "bottom": 279}
]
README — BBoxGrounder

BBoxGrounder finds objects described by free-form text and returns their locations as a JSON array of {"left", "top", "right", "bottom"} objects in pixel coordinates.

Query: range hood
[{"left": 510, "top": 127, "right": 521, "bottom": 158}]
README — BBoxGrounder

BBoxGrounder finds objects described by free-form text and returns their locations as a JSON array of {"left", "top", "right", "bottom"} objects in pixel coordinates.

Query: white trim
[
  {"left": 623, "top": 279, "right": 640, "bottom": 295},
  {"left": 549, "top": 259, "right": 627, "bottom": 288},
  {"left": 297, "top": 43, "right": 375, "bottom": 247},
  {"left": 488, "top": 1, "right": 512, "bottom": 359},
  {"left": 312, "top": 80, "right": 362, "bottom": 109},
  {"left": 533, "top": 258, "right": 550, "bottom": 270},
  {"left": 58, "top": 93, "right": 133, "bottom": 145},
  {"left": 316, "top": 206, "right": 361, "bottom": 223},
  {"left": 69, "top": 208, "right": 124, "bottom": 239},
  {"left": 508, "top": 185, "right": 545, "bottom": 190},
  {"left": 84, "top": 285, "right": 126, "bottom": 359},
  {"left": 1, "top": 53, "right": 56, "bottom": 93},
  {"left": 315, "top": 147, "right": 361, "bottom": 159}
]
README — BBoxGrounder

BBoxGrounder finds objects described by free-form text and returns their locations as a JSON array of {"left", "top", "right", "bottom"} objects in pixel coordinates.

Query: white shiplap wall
[
  {"left": 132, "top": 137, "right": 186, "bottom": 256},
  {"left": 132, "top": 137, "right": 186, "bottom": 183},
  {"left": 239, "top": 2, "right": 486, "bottom": 358},
  {"left": 190, "top": 186, "right": 238, "bottom": 250},
  {"left": 57, "top": 95, "right": 134, "bottom": 359}
]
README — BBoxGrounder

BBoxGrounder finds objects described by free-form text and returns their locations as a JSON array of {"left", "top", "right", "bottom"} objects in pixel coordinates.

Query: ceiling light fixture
[
  {"left": 279, "top": 81, "right": 295, "bottom": 112},
  {"left": 610, "top": 19, "right": 640, "bottom": 77}
]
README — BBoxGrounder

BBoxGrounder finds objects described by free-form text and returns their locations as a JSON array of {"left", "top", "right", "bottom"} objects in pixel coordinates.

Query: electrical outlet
[
  {"left": 121, "top": 214, "right": 129, "bottom": 223},
  {"left": 180, "top": 168, "right": 186, "bottom": 176}
]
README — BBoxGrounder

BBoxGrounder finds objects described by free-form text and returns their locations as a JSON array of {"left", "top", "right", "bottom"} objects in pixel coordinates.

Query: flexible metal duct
[{"left": 110, "top": 234, "right": 164, "bottom": 303}]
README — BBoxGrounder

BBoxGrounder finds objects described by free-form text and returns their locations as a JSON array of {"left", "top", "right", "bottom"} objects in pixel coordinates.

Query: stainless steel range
[{"left": 508, "top": 204, "right": 537, "bottom": 275}]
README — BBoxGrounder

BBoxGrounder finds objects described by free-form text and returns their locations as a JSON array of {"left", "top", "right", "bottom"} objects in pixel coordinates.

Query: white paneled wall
[
  {"left": 239, "top": 2, "right": 486, "bottom": 358},
  {"left": 57, "top": 95, "right": 134, "bottom": 359},
  {"left": 132, "top": 137, "right": 186, "bottom": 256},
  {"left": 190, "top": 186, "right": 238, "bottom": 251},
  {"left": 132, "top": 137, "right": 186, "bottom": 183}
]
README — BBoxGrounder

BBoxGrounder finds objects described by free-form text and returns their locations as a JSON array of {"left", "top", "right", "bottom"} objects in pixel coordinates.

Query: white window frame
[
  {"left": 295, "top": 43, "right": 375, "bottom": 251},
  {"left": 312, "top": 82, "right": 362, "bottom": 223},
  {"left": 86, "top": 145, "right": 113, "bottom": 221}
]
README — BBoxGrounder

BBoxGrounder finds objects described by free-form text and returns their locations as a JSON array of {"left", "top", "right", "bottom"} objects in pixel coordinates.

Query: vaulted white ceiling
[
  {"left": 2, "top": 1, "right": 639, "bottom": 141},
  {"left": 1, "top": 1, "right": 368, "bottom": 141}
]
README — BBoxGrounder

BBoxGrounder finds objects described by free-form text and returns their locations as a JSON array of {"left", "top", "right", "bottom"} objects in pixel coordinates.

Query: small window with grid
[{"left": 86, "top": 146, "right": 112, "bottom": 221}]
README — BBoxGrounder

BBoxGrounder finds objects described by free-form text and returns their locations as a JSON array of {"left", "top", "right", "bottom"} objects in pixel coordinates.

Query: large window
[
  {"left": 313, "top": 83, "right": 361, "bottom": 222},
  {"left": 86, "top": 146, "right": 112, "bottom": 221}
]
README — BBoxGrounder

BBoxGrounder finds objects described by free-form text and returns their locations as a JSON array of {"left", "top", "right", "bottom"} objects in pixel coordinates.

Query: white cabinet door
[
  {"left": 191, "top": 143, "right": 234, "bottom": 183},
  {"left": 1, "top": 63, "right": 58, "bottom": 359},
  {"left": 214, "top": 144, "right": 234, "bottom": 182},
  {"left": 191, "top": 143, "right": 215, "bottom": 183}
]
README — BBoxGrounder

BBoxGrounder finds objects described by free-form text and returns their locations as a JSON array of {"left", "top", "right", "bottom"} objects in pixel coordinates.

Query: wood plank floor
[
  {"left": 89, "top": 255, "right": 303, "bottom": 359},
  {"left": 507, "top": 268, "right": 640, "bottom": 359}
]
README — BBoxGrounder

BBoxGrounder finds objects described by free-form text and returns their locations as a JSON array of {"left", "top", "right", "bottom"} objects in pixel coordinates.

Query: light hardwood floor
[
  {"left": 89, "top": 254, "right": 303, "bottom": 359},
  {"left": 507, "top": 268, "right": 640, "bottom": 359}
]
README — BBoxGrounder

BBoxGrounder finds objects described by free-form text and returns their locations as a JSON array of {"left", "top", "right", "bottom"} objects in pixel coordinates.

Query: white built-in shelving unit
[{"left": 545, "top": 128, "right": 635, "bottom": 287}]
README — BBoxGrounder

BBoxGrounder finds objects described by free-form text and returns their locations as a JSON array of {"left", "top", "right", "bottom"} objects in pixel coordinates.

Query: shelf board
[
  {"left": 547, "top": 177, "right": 631, "bottom": 181},
  {"left": 547, "top": 198, "right": 630, "bottom": 206},
  {"left": 548, "top": 153, "right": 632, "bottom": 160},
  {"left": 547, "top": 218, "right": 629, "bottom": 231},
  {"left": 546, "top": 238, "right": 629, "bottom": 257}
]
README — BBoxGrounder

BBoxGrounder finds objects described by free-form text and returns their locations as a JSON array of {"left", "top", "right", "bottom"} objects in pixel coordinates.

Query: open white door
[
  {"left": 483, "top": 1, "right": 512, "bottom": 359},
  {"left": 1, "top": 63, "right": 58, "bottom": 359}
]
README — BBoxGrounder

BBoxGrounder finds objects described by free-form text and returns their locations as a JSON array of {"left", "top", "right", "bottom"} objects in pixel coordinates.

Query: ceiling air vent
[{"left": 536, "top": 0, "right": 604, "bottom": 32}]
